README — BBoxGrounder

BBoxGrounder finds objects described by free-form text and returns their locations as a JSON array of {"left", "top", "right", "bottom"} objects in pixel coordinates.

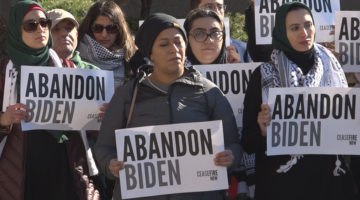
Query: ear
[
  {"left": 150, "top": 55, "right": 153, "bottom": 61},
  {"left": 76, "top": 31, "right": 78, "bottom": 37}
]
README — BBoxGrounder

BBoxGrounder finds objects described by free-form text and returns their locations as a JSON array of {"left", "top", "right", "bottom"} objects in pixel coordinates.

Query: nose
[
  {"left": 204, "top": 34, "right": 214, "bottom": 44},
  {"left": 100, "top": 28, "right": 108, "bottom": 37},
  {"left": 300, "top": 27, "right": 308, "bottom": 38},
  {"left": 170, "top": 42, "right": 179, "bottom": 53},
  {"left": 37, "top": 23, "right": 45, "bottom": 32},
  {"left": 60, "top": 28, "right": 70, "bottom": 36}
]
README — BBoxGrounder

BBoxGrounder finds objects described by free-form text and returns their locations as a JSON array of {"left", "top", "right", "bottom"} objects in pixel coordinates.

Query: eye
[
  {"left": 160, "top": 43, "right": 168, "bottom": 47},
  {"left": 194, "top": 31, "right": 204, "bottom": 37},
  {"left": 291, "top": 26, "right": 298, "bottom": 31},
  {"left": 305, "top": 23, "right": 312, "bottom": 28}
]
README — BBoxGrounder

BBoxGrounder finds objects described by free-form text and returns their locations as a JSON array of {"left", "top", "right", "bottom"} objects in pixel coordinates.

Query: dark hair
[
  {"left": 78, "top": 1, "right": 136, "bottom": 64},
  {"left": 184, "top": 8, "right": 224, "bottom": 37},
  {"left": 190, "top": 0, "right": 202, "bottom": 10}
]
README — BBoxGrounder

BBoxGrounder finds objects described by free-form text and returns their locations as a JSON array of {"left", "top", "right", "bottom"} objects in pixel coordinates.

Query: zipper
[{"left": 167, "top": 84, "right": 175, "bottom": 124}]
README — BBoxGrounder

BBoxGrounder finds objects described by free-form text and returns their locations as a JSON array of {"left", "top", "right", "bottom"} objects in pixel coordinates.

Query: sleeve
[
  {"left": 93, "top": 82, "right": 131, "bottom": 180},
  {"left": 241, "top": 66, "right": 267, "bottom": 154},
  {"left": 245, "top": 5, "right": 273, "bottom": 62},
  {"left": 205, "top": 80, "right": 243, "bottom": 173}
]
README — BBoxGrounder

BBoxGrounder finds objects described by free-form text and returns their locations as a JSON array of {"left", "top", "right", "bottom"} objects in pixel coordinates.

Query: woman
[
  {"left": 94, "top": 13, "right": 242, "bottom": 199},
  {"left": 78, "top": 1, "right": 136, "bottom": 88},
  {"left": 241, "top": 2, "right": 356, "bottom": 200},
  {"left": 0, "top": 1, "right": 99, "bottom": 200},
  {"left": 184, "top": 8, "right": 239, "bottom": 65},
  {"left": 184, "top": 9, "right": 255, "bottom": 199}
]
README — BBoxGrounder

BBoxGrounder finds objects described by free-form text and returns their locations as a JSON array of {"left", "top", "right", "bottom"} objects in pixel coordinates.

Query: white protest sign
[
  {"left": 266, "top": 87, "right": 360, "bottom": 156},
  {"left": 115, "top": 120, "right": 228, "bottom": 199},
  {"left": 139, "top": 18, "right": 231, "bottom": 47},
  {"left": 255, "top": 0, "right": 340, "bottom": 44},
  {"left": 195, "top": 63, "right": 261, "bottom": 128},
  {"left": 20, "top": 66, "right": 114, "bottom": 131},
  {"left": 335, "top": 11, "right": 360, "bottom": 72}
]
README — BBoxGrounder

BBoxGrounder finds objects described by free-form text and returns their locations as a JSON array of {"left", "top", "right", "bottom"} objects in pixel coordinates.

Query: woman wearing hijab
[
  {"left": 93, "top": 13, "right": 242, "bottom": 200},
  {"left": 184, "top": 8, "right": 238, "bottom": 66},
  {"left": 0, "top": 1, "right": 99, "bottom": 200},
  {"left": 241, "top": 2, "right": 356, "bottom": 200}
]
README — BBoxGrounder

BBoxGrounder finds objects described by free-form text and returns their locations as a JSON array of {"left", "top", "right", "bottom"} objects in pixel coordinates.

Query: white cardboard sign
[
  {"left": 255, "top": 0, "right": 340, "bottom": 44},
  {"left": 335, "top": 11, "right": 360, "bottom": 72},
  {"left": 195, "top": 63, "right": 261, "bottom": 128},
  {"left": 140, "top": 18, "right": 231, "bottom": 47},
  {"left": 266, "top": 87, "right": 360, "bottom": 156},
  {"left": 20, "top": 66, "right": 114, "bottom": 131},
  {"left": 115, "top": 120, "right": 228, "bottom": 199}
]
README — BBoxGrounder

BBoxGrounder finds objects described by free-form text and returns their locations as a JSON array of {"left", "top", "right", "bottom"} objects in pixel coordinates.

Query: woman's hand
[
  {"left": 226, "top": 46, "right": 241, "bottom": 63},
  {"left": 99, "top": 103, "right": 109, "bottom": 118},
  {"left": 0, "top": 103, "right": 29, "bottom": 126},
  {"left": 109, "top": 158, "right": 125, "bottom": 178},
  {"left": 258, "top": 103, "right": 271, "bottom": 137},
  {"left": 214, "top": 150, "right": 234, "bottom": 168}
]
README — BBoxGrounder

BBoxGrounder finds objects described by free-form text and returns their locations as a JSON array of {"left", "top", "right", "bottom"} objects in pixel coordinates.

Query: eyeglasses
[
  {"left": 20, "top": 19, "right": 52, "bottom": 33},
  {"left": 201, "top": 3, "right": 227, "bottom": 12},
  {"left": 190, "top": 31, "right": 224, "bottom": 43},
  {"left": 91, "top": 24, "right": 119, "bottom": 34}
]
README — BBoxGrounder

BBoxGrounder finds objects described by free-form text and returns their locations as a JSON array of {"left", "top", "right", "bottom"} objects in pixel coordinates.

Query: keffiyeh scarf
[
  {"left": 260, "top": 43, "right": 348, "bottom": 176},
  {"left": 77, "top": 34, "right": 126, "bottom": 86}
]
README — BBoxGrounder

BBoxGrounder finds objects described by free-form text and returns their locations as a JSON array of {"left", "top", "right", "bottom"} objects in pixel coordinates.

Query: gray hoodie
[{"left": 93, "top": 66, "right": 242, "bottom": 200}]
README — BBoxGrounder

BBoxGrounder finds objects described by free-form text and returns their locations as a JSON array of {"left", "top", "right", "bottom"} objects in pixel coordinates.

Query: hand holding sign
[
  {"left": 109, "top": 158, "right": 124, "bottom": 178},
  {"left": 226, "top": 46, "right": 241, "bottom": 63},
  {"left": 99, "top": 103, "right": 109, "bottom": 118},
  {"left": 258, "top": 103, "right": 271, "bottom": 137},
  {"left": 214, "top": 149, "right": 234, "bottom": 168},
  {"left": 0, "top": 103, "right": 30, "bottom": 126}
]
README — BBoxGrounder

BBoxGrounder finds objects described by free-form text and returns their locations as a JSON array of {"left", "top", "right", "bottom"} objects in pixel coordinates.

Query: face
[
  {"left": 285, "top": 9, "right": 315, "bottom": 52},
  {"left": 92, "top": 15, "right": 117, "bottom": 50},
  {"left": 189, "top": 17, "right": 223, "bottom": 64},
  {"left": 51, "top": 19, "right": 78, "bottom": 59},
  {"left": 150, "top": 28, "right": 186, "bottom": 77},
  {"left": 21, "top": 10, "right": 49, "bottom": 49},
  {"left": 198, "top": 0, "right": 225, "bottom": 18}
]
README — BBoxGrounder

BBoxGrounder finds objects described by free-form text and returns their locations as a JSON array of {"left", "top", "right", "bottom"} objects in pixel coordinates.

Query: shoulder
[{"left": 230, "top": 38, "right": 247, "bottom": 50}]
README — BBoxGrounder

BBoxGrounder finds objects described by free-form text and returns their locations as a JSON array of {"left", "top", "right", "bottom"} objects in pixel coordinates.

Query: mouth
[
  {"left": 202, "top": 47, "right": 214, "bottom": 50},
  {"left": 36, "top": 35, "right": 47, "bottom": 40},
  {"left": 60, "top": 39, "right": 72, "bottom": 44},
  {"left": 169, "top": 57, "right": 181, "bottom": 62},
  {"left": 299, "top": 40, "right": 311, "bottom": 45}
]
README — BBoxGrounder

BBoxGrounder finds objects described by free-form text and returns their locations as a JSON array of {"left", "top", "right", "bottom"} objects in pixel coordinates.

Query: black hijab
[{"left": 184, "top": 9, "right": 227, "bottom": 65}]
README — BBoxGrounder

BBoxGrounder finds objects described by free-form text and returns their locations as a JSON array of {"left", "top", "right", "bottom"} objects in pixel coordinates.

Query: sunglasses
[
  {"left": 91, "top": 24, "right": 119, "bottom": 34},
  {"left": 20, "top": 19, "right": 52, "bottom": 33}
]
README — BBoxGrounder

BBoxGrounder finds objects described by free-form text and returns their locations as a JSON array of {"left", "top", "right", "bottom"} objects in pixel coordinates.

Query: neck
[
  {"left": 150, "top": 68, "right": 184, "bottom": 84},
  {"left": 58, "top": 51, "right": 73, "bottom": 60}
]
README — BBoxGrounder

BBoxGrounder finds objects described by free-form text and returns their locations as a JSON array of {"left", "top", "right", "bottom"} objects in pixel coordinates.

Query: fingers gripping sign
[
  {"left": 214, "top": 150, "right": 234, "bottom": 168},
  {"left": 258, "top": 103, "right": 271, "bottom": 137},
  {"left": 0, "top": 103, "right": 30, "bottom": 126}
]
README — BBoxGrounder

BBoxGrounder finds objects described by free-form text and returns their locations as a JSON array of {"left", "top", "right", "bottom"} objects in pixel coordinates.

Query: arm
[
  {"left": 241, "top": 66, "right": 267, "bottom": 154},
  {"left": 93, "top": 82, "right": 132, "bottom": 180},
  {"left": 245, "top": 5, "right": 273, "bottom": 62},
  {"left": 205, "top": 80, "right": 242, "bottom": 173}
]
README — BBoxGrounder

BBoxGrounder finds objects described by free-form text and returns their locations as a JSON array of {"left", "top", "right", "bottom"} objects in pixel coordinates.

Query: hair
[
  {"left": 184, "top": 8, "right": 224, "bottom": 36},
  {"left": 78, "top": 1, "right": 136, "bottom": 64},
  {"left": 190, "top": 0, "right": 202, "bottom": 10},
  {"left": 287, "top": 5, "right": 313, "bottom": 22}
]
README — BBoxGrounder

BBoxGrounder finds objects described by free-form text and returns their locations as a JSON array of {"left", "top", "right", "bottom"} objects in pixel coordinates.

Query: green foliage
[
  {"left": 0, "top": 15, "right": 6, "bottom": 63},
  {"left": 38, "top": 0, "right": 95, "bottom": 25},
  {"left": 126, "top": 16, "right": 140, "bottom": 36},
  {"left": 225, "top": 12, "right": 248, "bottom": 43}
]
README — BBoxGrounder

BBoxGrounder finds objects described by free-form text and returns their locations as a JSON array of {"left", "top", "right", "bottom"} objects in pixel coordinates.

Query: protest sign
[
  {"left": 335, "top": 11, "right": 360, "bottom": 72},
  {"left": 255, "top": 0, "right": 340, "bottom": 44},
  {"left": 20, "top": 66, "right": 114, "bottom": 131},
  {"left": 139, "top": 18, "right": 231, "bottom": 46},
  {"left": 115, "top": 120, "right": 228, "bottom": 199},
  {"left": 266, "top": 87, "right": 360, "bottom": 156},
  {"left": 196, "top": 63, "right": 261, "bottom": 128}
]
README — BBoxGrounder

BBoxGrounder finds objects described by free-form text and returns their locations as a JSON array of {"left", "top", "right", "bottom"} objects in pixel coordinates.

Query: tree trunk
[{"left": 140, "top": 0, "right": 152, "bottom": 20}]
